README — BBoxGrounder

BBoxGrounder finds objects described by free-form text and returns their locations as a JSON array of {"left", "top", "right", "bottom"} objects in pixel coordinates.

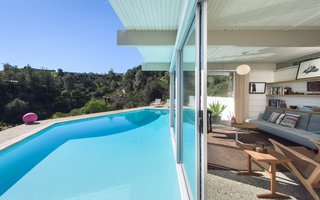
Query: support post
[
  {"left": 200, "top": 1, "right": 208, "bottom": 199},
  {"left": 169, "top": 72, "right": 175, "bottom": 128},
  {"left": 176, "top": 50, "right": 183, "bottom": 163}
]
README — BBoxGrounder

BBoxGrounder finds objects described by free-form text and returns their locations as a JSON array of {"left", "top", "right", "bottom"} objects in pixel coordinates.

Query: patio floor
[
  {"left": 207, "top": 123, "right": 314, "bottom": 200},
  {"left": 207, "top": 169, "right": 312, "bottom": 200}
]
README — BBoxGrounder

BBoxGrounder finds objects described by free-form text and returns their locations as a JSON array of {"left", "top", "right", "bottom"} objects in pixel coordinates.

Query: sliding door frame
[{"left": 171, "top": 0, "right": 207, "bottom": 199}]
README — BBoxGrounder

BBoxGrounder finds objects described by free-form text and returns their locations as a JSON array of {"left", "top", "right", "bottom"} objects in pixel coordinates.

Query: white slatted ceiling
[
  {"left": 109, "top": 0, "right": 183, "bottom": 30},
  {"left": 208, "top": 46, "right": 320, "bottom": 63},
  {"left": 137, "top": 46, "right": 173, "bottom": 62},
  {"left": 208, "top": 0, "right": 320, "bottom": 30},
  {"left": 110, "top": 0, "right": 320, "bottom": 66}
]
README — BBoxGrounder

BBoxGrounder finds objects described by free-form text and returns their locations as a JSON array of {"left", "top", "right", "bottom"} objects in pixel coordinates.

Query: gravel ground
[{"left": 207, "top": 169, "right": 313, "bottom": 200}]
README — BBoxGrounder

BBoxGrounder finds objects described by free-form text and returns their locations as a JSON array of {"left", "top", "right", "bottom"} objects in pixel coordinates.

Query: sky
[{"left": 0, "top": 0, "right": 143, "bottom": 73}]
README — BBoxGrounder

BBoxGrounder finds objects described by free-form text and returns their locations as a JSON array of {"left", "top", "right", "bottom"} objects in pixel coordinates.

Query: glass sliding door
[
  {"left": 182, "top": 24, "right": 196, "bottom": 200},
  {"left": 173, "top": 1, "right": 206, "bottom": 199}
]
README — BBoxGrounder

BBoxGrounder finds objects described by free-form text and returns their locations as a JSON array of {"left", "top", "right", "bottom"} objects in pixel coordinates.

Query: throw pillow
[
  {"left": 275, "top": 113, "right": 286, "bottom": 124},
  {"left": 268, "top": 112, "right": 280, "bottom": 123},
  {"left": 280, "top": 114, "right": 300, "bottom": 128}
]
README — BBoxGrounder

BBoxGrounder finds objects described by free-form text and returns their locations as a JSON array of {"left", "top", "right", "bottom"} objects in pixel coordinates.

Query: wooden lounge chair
[
  {"left": 150, "top": 99, "right": 163, "bottom": 107},
  {"left": 269, "top": 138, "right": 320, "bottom": 200}
]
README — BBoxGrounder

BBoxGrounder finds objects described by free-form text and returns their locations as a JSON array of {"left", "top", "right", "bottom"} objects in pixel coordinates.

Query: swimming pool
[{"left": 0, "top": 109, "right": 180, "bottom": 200}]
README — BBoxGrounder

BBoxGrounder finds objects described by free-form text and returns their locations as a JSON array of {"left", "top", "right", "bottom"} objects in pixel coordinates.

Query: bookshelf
[
  {"left": 266, "top": 77, "right": 320, "bottom": 84},
  {"left": 266, "top": 106, "right": 320, "bottom": 115},
  {"left": 266, "top": 77, "right": 320, "bottom": 110},
  {"left": 266, "top": 94, "right": 320, "bottom": 97}
]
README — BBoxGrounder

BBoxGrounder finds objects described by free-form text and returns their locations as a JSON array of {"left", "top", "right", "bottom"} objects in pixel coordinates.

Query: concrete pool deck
[
  {"left": 207, "top": 169, "right": 312, "bottom": 200},
  {"left": 0, "top": 107, "right": 151, "bottom": 151}
]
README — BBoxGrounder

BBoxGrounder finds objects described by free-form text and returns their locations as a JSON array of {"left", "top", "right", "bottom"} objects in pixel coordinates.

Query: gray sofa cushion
[
  {"left": 252, "top": 119, "right": 320, "bottom": 149},
  {"left": 262, "top": 107, "right": 284, "bottom": 121},
  {"left": 307, "top": 114, "right": 320, "bottom": 134},
  {"left": 285, "top": 110, "right": 311, "bottom": 130}
]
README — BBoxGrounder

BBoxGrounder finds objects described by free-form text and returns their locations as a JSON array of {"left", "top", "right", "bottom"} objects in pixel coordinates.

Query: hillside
[{"left": 0, "top": 64, "right": 169, "bottom": 128}]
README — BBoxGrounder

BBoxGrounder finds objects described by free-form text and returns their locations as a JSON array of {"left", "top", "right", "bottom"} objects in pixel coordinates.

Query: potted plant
[{"left": 208, "top": 101, "right": 227, "bottom": 123}]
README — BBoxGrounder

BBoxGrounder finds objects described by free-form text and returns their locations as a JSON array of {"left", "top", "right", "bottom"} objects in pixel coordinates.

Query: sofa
[{"left": 250, "top": 107, "right": 320, "bottom": 150}]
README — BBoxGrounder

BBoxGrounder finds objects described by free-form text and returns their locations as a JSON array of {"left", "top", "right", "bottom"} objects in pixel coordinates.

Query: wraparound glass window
[{"left": 182, "top": 24, "right": 196, "bottom": 200}]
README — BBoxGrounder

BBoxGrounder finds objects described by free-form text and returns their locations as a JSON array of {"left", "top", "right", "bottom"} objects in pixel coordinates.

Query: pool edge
[{"left": 0, "top": 107, "right": 160, "bottom": 151}]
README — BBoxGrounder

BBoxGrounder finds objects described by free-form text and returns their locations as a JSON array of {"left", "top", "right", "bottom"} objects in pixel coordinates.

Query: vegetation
[
  {"left": 207, "top": 73, "right": 233, "bottom": 97},
  {"left": 0, "top": 64, "right": 169, "bottom": 127},
  {"left": 207, "top": 101, "right": 227, "bottom": 117}
]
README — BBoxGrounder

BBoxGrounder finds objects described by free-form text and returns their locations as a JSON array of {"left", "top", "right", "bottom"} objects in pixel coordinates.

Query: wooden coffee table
[
  {"left": 239, "top": 149, "right": 291, "bottom": 199},
  {"left": 231, "top": 122, "right": 257, "bottom": 144}
]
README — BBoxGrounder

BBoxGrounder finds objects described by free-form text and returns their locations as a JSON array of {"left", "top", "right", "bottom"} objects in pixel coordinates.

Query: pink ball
[{"left": 22, "top": 113, "right": 38, "bottom": 124}]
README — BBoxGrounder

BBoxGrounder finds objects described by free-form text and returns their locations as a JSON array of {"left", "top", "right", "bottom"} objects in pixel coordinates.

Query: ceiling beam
[
  {"left": 117, "top": 30, "right": 177, "bottom": 46},
  {"left": 208, "top": 63, "right": 276, "bottom": 71},
  {"left": 208, "top": 30, "right": 320, "bottom": 47},
  {"left": 142, "top": 62, "right": 195, "bottom": 71},
  {"left": 142, "top": 63, "right": 170, "bottom": 71},
  {"left": 118, "top": 30, "right": 320, "bottom": 47}
]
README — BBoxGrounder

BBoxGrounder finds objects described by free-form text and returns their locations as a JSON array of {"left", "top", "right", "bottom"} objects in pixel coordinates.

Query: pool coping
[{"left": 0, "top": 107, "right": 152, "bottom": 151}]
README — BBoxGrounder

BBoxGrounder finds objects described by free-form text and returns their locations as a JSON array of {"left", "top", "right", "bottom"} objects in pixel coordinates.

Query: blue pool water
[
  {"left": 0, "top": 109, "right": 180, "bottom": 200},
  {"left": 183, "top": 109, "right": 196, "bottom": 199}
]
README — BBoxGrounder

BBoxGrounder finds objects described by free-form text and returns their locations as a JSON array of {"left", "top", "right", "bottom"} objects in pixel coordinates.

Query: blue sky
[{"left": 0, "top": 0, "right": 143, "bottom": 73}]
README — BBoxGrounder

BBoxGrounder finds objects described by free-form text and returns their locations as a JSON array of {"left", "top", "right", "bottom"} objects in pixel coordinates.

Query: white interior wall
[
  {"left": 248, "top": 68, "right": 275, "bottom": 119},
  {"left": 274, "top": 66, "right": 298, "bottom": 81}
]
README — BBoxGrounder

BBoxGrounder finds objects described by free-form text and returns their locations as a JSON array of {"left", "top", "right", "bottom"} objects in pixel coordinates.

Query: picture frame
[
  {"left": 296, "top": 57, "right": 320, "bottom": 80},
  {"left": 249, "top": 82, "right": 266, "bottom": 94}
]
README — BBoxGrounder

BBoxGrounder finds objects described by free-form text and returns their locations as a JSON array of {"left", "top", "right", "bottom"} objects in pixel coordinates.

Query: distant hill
[{"left": 0, "top": 63, "right": 169, "bottom": 127}]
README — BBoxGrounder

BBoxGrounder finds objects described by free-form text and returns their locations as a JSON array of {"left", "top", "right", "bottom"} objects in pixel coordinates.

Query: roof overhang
[
  {"left": 118, "top": 29, "right": 320, "bottom": 47},
  {"left": 110, "top": 0, "right": 320, "bottom": 71}
]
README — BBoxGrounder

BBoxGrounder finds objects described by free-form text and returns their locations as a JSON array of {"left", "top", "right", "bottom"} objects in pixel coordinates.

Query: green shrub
[
  {"left": 82, "top": 99, "right": 111, "bottom": 114},
  {"left": 69, "top": 108, "right": 84, "bottom": 116},
  {"left": 52, "top": 112, "right": 72, "bottom": 119},
  {"left": 0, "top": 121, "right": 13, "bottom": 131},
  {"left": 207, "top": 101, "right": 227, "bottom": 117},
  {"left": 4, "top": 98, "right": 29, "bottom": 124},
  {"left": 51, "top": 99, "right": 111, "bottom": 118}
]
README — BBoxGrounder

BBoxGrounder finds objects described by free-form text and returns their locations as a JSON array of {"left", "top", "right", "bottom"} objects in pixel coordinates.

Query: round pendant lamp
[
  {"left": 236, "top": 52, "right": 251, "bottom": 75},
  {"left": 236, "top": 64, "right": 251, "bottom": 75}
]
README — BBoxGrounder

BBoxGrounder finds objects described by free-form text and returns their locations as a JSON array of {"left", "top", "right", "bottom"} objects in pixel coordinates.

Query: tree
[
  {"left": 144, "top": 81, "right": 166, "bottom": 103},
  {"left": 4, "top": 98, "right": 29, "bottom": 124},
  {"left": 0, "top": 63, "right": 169, "bottom": 125}
]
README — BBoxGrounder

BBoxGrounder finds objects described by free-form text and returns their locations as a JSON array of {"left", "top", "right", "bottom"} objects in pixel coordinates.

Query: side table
[
  {"left": 239, "top": 149, "right": 291, "bottom": 199},
  {"left": 231, "top": 122, "right": 257, "bottom": 144}
]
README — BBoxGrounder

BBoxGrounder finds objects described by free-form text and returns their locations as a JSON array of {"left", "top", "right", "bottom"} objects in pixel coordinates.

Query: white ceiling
[
  {"left": 207, "top": 46, "right": 320, "bottom": 63},
  {"left": 207, "top": 0, "right": 320, "bottom": 31},
  {"left": 110, "top": 0, "right": 320, "bottom": 67},
  {"left": 207, "top": 0, "right": 320, "bottom": 63},
  {"left": 138, "top": 46, "right": 173, "bottom": 63},
  {"left": 109, "top": 0, "right": 184, "bottom": 30}
]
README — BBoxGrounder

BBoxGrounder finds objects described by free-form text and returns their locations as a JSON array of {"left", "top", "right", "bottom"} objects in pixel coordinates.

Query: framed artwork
[
  {"left": 296, "top": 57, "right": 320, "bottom": 80},
  {"left": 249, "top": 82, "right": 266, "bottom": 94},
  {"left": 307, "top": 81, "right": 320, "bottom": 94}
]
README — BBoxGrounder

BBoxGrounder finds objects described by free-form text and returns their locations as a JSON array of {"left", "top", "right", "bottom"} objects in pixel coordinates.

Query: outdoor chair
[
  {"left": 164, "top": 99, "right": 170, "bottom": 107},
  {"left": 150, "top": 99, "right": 163, "bottom": 107},
  {"left": 269, "top": 138, "right": 320, "bottom": 200}
]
